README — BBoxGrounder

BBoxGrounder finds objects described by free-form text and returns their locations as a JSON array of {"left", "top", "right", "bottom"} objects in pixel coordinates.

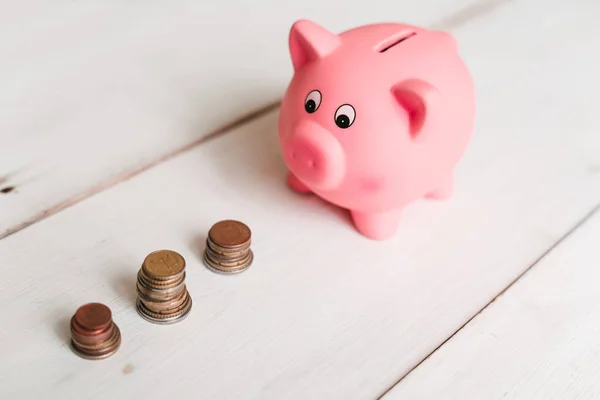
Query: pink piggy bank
[{"left": 278, "top": 20, "right": 475, "bottom": 240}]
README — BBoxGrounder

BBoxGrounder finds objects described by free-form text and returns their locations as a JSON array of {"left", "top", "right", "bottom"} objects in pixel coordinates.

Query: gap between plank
[
  {"left": 433, "top": 0, "right": 515, "bottom": 30},
  {"left": 376, "top": 201, "right": 600, "bottom": 399},
  {"left": 0, "top": 102, "right": 280, "bottom": 240},
  {"left": 0, "top": 0, "right": 514, "bottom": 242}
]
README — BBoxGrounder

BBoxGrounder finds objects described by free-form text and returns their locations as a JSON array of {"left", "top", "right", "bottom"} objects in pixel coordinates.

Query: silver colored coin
[{"left": 135, "top": 297, "right": 192, "bottom": 325}]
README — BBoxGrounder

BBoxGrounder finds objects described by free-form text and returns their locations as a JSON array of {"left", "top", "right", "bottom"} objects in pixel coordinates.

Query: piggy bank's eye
[
  {"left": 304, "top": 90, "right": 321, "bottom": 113},
  {"left": 334, "top": 104, "right": 356, "bottom": 129}
]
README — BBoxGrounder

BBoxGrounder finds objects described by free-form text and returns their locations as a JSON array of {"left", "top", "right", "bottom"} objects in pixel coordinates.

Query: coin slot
[
  {"left": 375, "top": 31, "right": 416, "bottom": 53},
  {"left": 0, "top": 186, "right": 14, "bottom": 194}
]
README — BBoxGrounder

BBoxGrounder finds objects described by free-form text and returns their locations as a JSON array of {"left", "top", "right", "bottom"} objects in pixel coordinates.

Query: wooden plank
[
  {"left": 0, "top": 0, "right": 484, "bottom": 237},
  {"left": 382, "top": 207, "right": 600, "bottom": 400},
  {"left": 0, "top": 0, "right": 599, "bottom": 398}
]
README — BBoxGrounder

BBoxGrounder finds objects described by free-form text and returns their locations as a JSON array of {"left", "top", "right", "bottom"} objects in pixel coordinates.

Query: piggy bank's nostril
[{"left": 292, "top": 152, "right": 297, "bottom": 160}]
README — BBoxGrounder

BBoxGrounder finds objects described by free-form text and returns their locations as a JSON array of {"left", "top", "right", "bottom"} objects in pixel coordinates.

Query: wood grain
[
  {"left": 382, "top": 207, "right": 600, "bottom": 400},
  {"left": 0, "top": 0, "right": 598, "bottom": 399},
  {"left": 0, "top": 0, "right": 486, "bottom": 238}
]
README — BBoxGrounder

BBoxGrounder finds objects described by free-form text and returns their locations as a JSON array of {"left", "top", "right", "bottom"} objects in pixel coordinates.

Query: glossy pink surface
[{"left": 278, "top": 20, "right": 476, "bottom": 240}]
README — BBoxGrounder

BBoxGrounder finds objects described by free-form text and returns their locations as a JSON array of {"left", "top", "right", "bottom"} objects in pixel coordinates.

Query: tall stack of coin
[
  {"left": 70, "top": 302, "right": 121, "bottom": 360},
  {"left": 203, "top": 219, "right": 253, "bottom": 274},
  {"left": 136, "top": 249, "right": 192, "bottom": 324}
]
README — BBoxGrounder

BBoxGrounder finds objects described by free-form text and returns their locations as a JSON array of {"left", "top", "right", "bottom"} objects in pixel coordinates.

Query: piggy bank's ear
[
  {"left": 392, "top": 79, "right": 442, "bottom": 140},
  {"left": 289, "top": 20, "right": 341, "bottom": 70}
]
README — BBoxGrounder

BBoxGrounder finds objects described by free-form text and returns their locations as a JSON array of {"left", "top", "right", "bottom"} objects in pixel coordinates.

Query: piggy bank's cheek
[{"left": 360, "top": 177, "right": 385, "bottom": 193}]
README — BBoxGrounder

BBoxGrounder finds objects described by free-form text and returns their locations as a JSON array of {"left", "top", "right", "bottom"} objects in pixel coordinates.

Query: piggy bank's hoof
[
  {"left": 287, "top": 172, "right": 312, "bottom": 194},
  {"left": 351, "top": 209, "right": 402, "bottom": 240}
]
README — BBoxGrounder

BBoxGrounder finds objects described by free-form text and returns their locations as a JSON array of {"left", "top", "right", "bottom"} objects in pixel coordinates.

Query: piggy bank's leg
[
  {"left": 350, "top": 209, "right": 402, "bottom": 240},
  {"left": 287, "top": 171, "right": 312, "bottom": 194},
  {"left": 425, "top": 175, "right": 454, "bottom": 200}
]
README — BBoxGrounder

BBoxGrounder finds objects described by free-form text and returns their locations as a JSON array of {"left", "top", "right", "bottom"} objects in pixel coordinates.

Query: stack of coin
[
  {"left": 136, "top": 249, "right": 192, "bottom": 325},
  {"left": 203, "top": 219, "right": 253, "bottom": 274},
  {"left": 70, "top": 302, "right": 121, "bottom": 360}
]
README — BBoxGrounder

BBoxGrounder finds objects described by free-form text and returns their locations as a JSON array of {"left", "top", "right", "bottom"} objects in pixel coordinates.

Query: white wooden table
[{"left": 1, "top": 0, "right": 599, "bottom": 398}]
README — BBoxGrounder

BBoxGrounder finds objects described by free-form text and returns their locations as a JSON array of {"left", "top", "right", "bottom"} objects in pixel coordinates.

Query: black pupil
[
  {"left": 336, "top": 115, "right": 350, "bottom": 128},
  {"left": 305, "top": 100, "right": 316, "bottom": 113}
]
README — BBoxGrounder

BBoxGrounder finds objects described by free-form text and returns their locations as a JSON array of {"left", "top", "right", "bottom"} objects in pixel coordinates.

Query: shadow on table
[
  {"left": 111, "top": 270, "right": 138, "bottom": 307},
  {"left": 188, "top": 232, "right": 208, "bottom": 264},
  {"left": 196, "top": 110, "right": 353, "bottom": 229},
  {"left": 52, "top": 313, "right": 72, "bottom": 345}
]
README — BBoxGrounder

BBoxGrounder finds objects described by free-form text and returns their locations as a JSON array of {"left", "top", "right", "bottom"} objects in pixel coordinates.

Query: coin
[
  {"left": 70, "top": 303, "right": 121, "bottom": 360},
  {"left": 203, "top": 250, "right": 253, "bottom": 274},
  {"left": 136, "top": 296, "right": 192, "bottom": 325},
  {"left": 71, "top": 324, "right": 120, "bottom": 351},
  {"left": 136, "top": 282, "right": 186, "bottom": 303},
  {"left": 137, "top": 274, "right": 185, "bottom": 295},
  {"left": 208, "top": 220, "right": 251, "bottom": 249},
  {"left": 71, "top": 324, "right": 121, "bottom": 360},
  {"left": 70, "top": 316, "right": 114, "bottom": 345},
  {"left": 138, "top": 269, "right": 185, "bottom": 288},
  {"left": 139, "top": 289, "right": 188, "bottom": 312},
  {"left": 136, "top": 249, "right": 192, "bottom": 324},
  {"left": 142, "top": 250, "right": 186, "bottom": 280},
  {"left": 205, "top": 243, "right": 248, "bottom": 262},
  {"left": 204, "top": 220, "right": 254, "bottom": 274},
  {"left": 211, "top": 251, "right": 253, "bottom": 268},
  {"left": 74, "top": 303, "right": 112, "bottom": 333}
]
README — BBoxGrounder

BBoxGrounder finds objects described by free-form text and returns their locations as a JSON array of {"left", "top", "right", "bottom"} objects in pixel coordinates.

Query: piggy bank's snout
[{"left": 284, "top": 121, "right": 345, "bottom": 190}]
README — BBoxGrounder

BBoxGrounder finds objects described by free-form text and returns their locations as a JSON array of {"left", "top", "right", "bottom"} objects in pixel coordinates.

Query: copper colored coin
[
  {"left": 74, "top": 303, "right": 112, "bottom": 332},
  {"left": 70, "top": 315, "right": 103, "bottom": 336},
  {"left": 208, "top": 220, "right": 251, "bottom": 248},
  {"left": 137, "top": 283, "right": 186, "bottom": 303},
  {"left": 137, "top": 294, "right": 192, "bottom": 319},
  {"left": 138, "top": 269, "right": 184, "bottom": 288},
  {"left": 136, "top": 281, "right": 185, "bottom": 301},
  {"left": 206, "top": 238, "right": 250, "bottom": 256},
  {"left": 70, "top": 316, "right": 112, "bottom": 343},
  {"left": 71, "top": 327, "right": 114, "bottom": 346},
  {"left": 71, "top": 325, "right": 121, "bottom": 360},
  {"left": 203, "top": 250, "right": 253, "bottom": 274},
  {"left": 209, "top": 251, "right": 253, "bottom": 268},
  {"left": 205, "top": 244, "right": 249, "bottom": 263},
  {"left": 136, "top": 295, "right": 192, "bottom": 324},
  {"left": 139, "top": 289, "right": 189, "bottom": 313},
  {"left": 71, "top": 339, "right": 121, "bottom": 360},
  {"left": 142, "top": 250, "right": 186, "bottom": 280},
  {"left": 71, "top": 323, "right": 116, "bottom": 349},
  {"left": 74, "top": 327, "right": 119, "bottom": 350}
]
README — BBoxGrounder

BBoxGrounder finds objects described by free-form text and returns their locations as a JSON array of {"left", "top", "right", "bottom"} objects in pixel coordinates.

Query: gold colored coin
[
  {"left": 136, "top": 295, "right": 192, "bottom": 323},
  {"left": 142, "top": 250, "right": 186, "bottom": 279},
  {"left": 136, "top": 280, "right": 186, "bottom": 302},
  {"left": 205, "top": 243, "right": 248, "bottom": 262},
  {"left": 139, "top": 290, "right": 189, "bottom": 313},
  {"left": 208, "top": 220, "right": 251, "bottom": 248},
  {"left": 138, "top": 269, "right": 184, "bottom": 288},
  {"left": 206, "top": 239, "right": 249, "bottom": 257},
  {"left": 203, "top": 250, "right": 253, "bottom": 274}
]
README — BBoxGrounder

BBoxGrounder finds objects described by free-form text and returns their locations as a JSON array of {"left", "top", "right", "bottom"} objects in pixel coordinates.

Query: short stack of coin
[
  {"left": 136, "top": 249, "right": 192, "bottom": 325},
  {"left": 203, "top": 219, "right": 253, "bottom": 274},
  {"left": 70, "top": 302, "right": 121, "bottom": 360}
]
